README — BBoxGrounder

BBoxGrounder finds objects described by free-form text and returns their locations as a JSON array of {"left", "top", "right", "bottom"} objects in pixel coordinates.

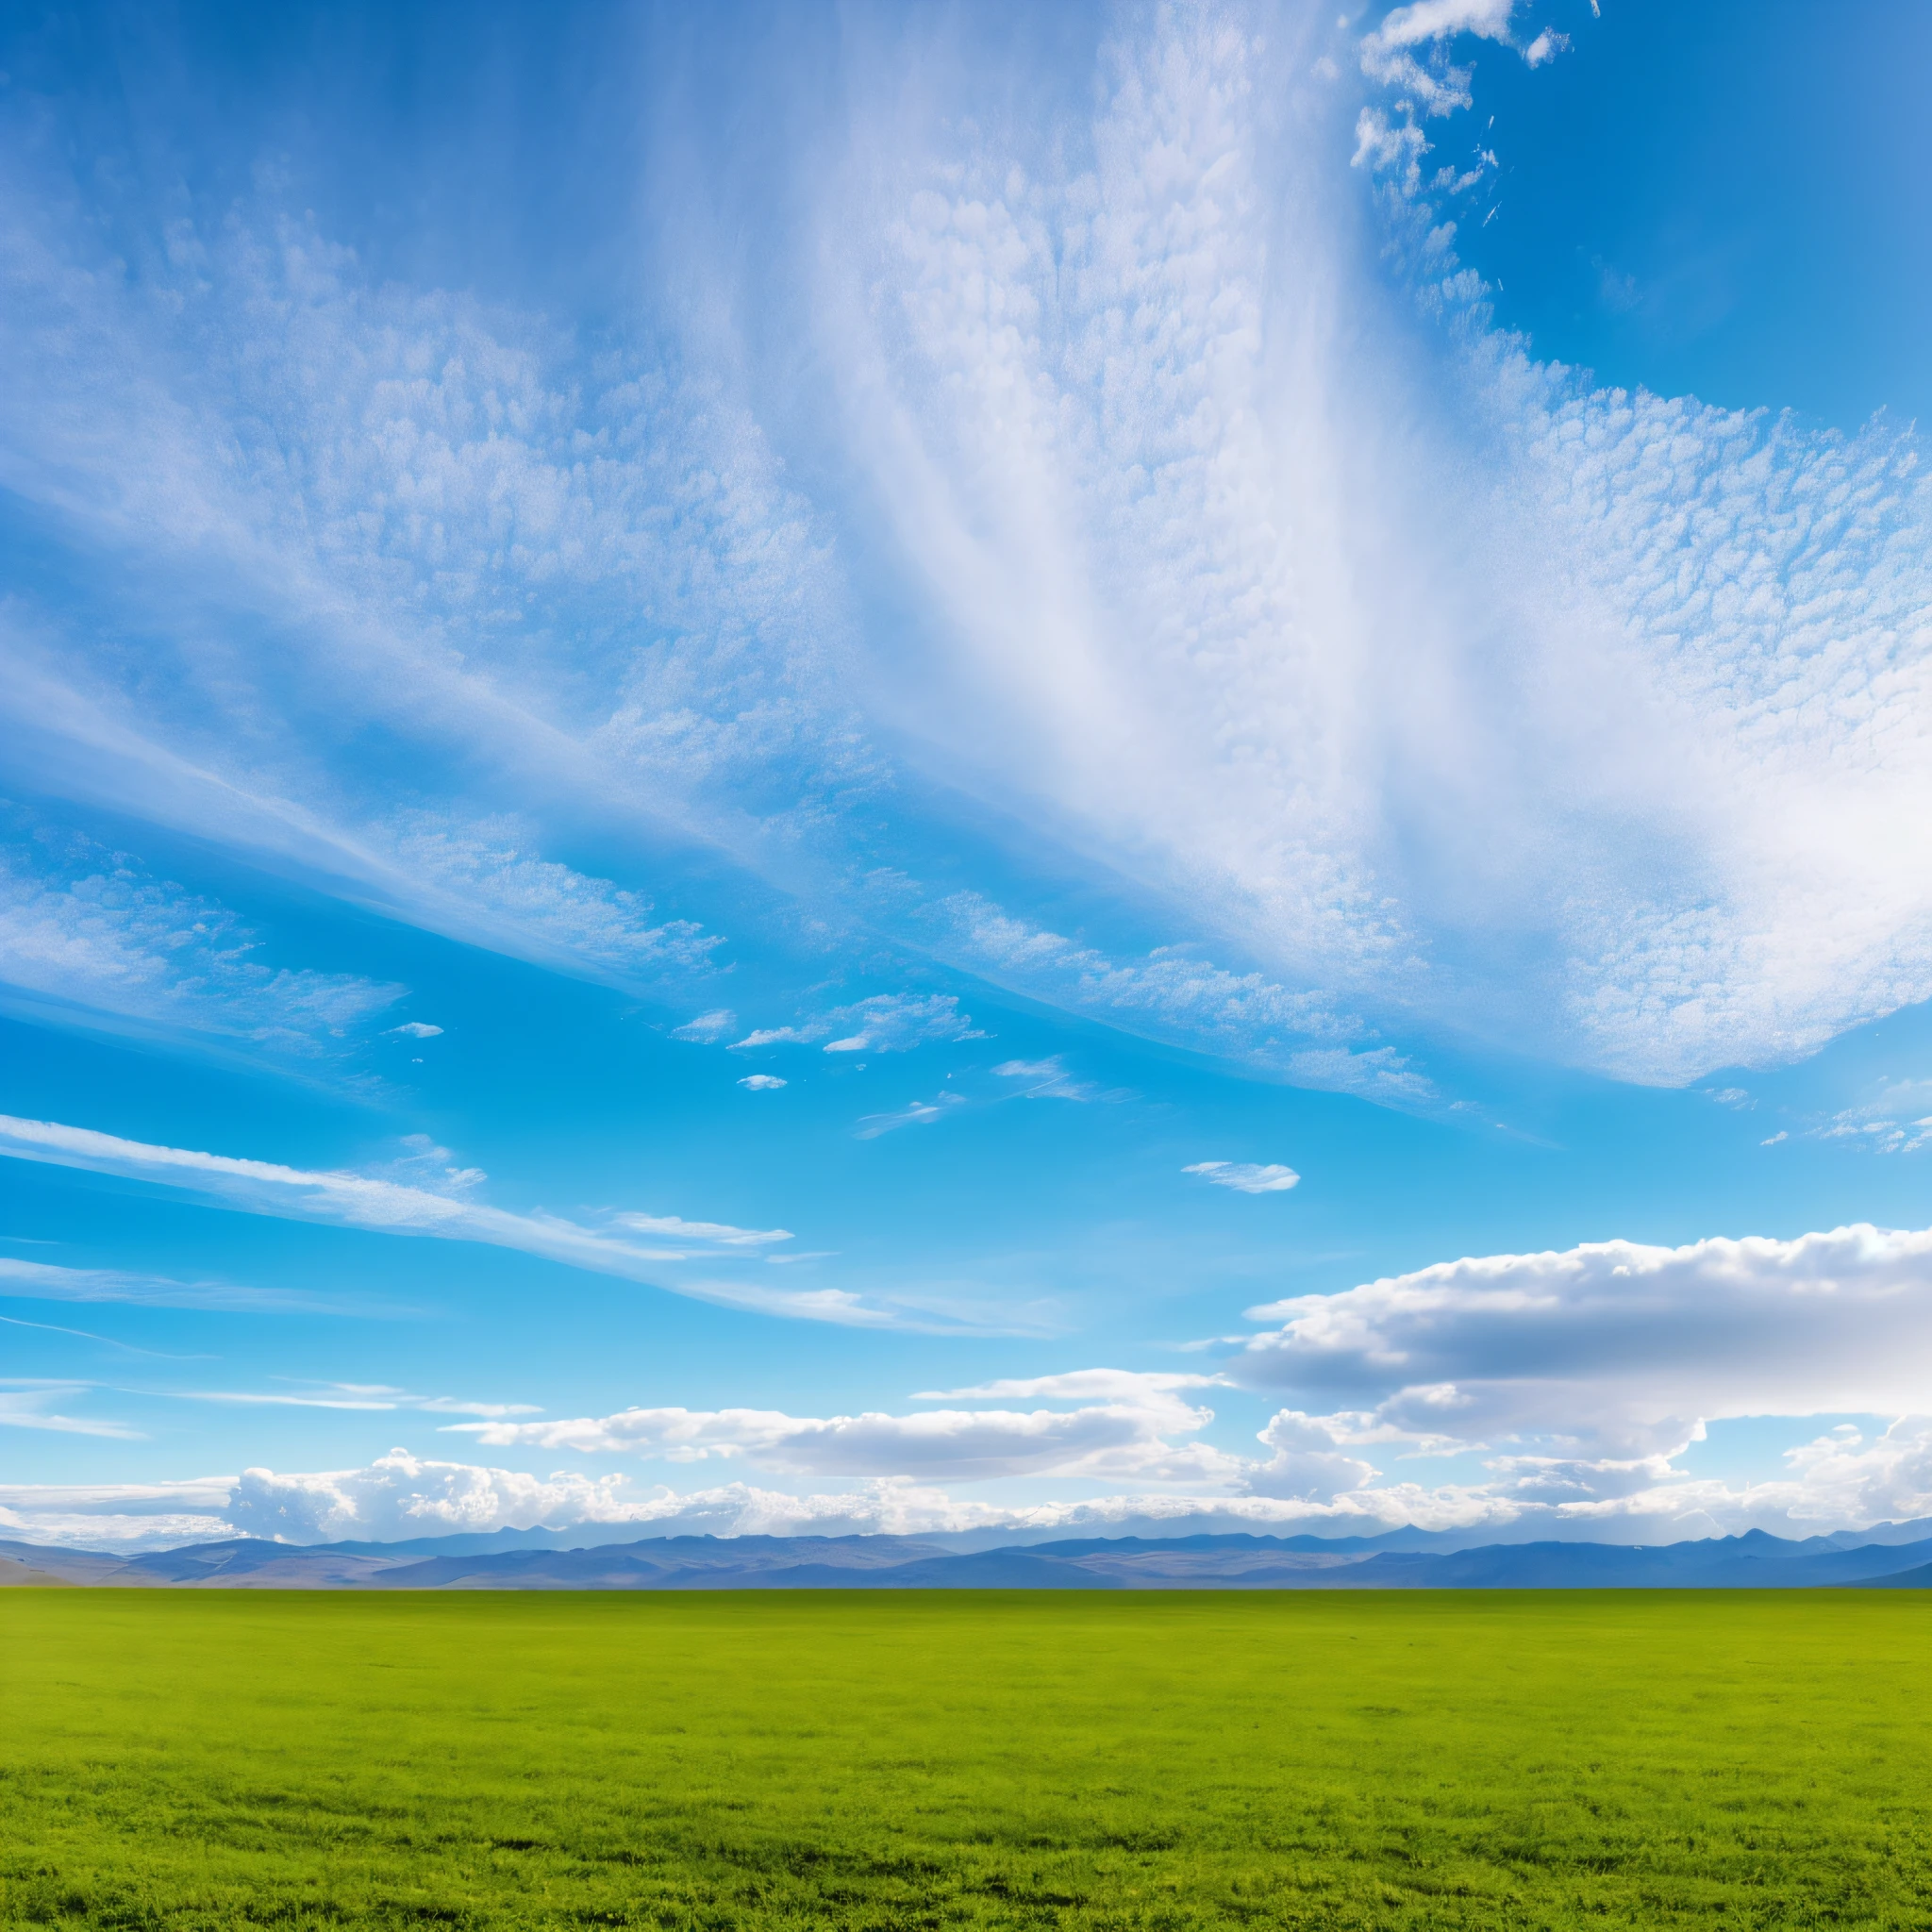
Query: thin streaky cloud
[{"left": 0, "top": 1114, "right": 957, "bottom": 1330}]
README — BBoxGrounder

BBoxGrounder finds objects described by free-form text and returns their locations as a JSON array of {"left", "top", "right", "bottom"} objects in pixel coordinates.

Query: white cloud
[
  {"left": 1185, "top": 1160, "right": 1301, "bottom": 1193},
  {"left": 674, "top": 1008, "right": 738, "bottom": 1042},
  {"left": 224, "top": 1449, "right": 650, "bottom": 1545},
  {"left": 217, "top": 1454, "right": 1058, "bottom": 1544},
  {"left": 5, "top": 3, "right": 1930, "bottom": 1110},
  {"left": 611, "top": 1214, "right": 792, "bottom": 1247},
  {"left": 991, "top": 1056, "right": 1116, "bottom": 1102},
  {"left": 1367, "top": 0, "right": 1518, "bottom": 53},
  {"left": 25, "top": 1389, "right": 1932, "bottom": 1549},
  {"left": 175, "top": 1382, "right": 539, "bottom": 1417},
  {"left": 830, "top": 4, "right": 1932, "bottom": 1095},
  {"left": 1238, "top": 1220, "right": 1932, "bottom": 1461},
  {"left": 1247, "top": 1409, "right": 1380, "bottom": 1503},
  {"left": 450, "top": 1374, "right": 1236, "bottom": 1485},
  {"left": 386, "top": 1022, "right": 443, "bottom": 1039},
  {"left": 0, "top": 1113, "right": 943, "bottom": 1328},
  {"left": 737, "top": 1074, "right": 787, "bottom": 1091},
  {"left": 0, "top": 1381, "right": 142, "bottom": 1440},
  {"left": 0, "top": 1474, "right": 241, "bottom": 1551},
  {"left": 0, "top": 189, "right": 863, "bottom": 1005},
  {"left": 854, "top": 1092, "right": 967, "bottom": 1139},
  {"left": 940, "top": 896, "right": 1440, "bottom": 1107},
  {"left": 1357, "top": 0, "right": 1566, "bottom": 119},
  {"left": 734, "top": 1026, "right": 818, "bottom": 1049},
  {"left": 0, "top": 827, "right": 401, "bottom": 1064},
  {"left": 822, "top": 993, "right": 986, "bottom": 1052},
  {"left": 731, "top": 993, "right": 984, "bottom": 1057},
  {"left": 916, "top": 1368, "right": 1224, "bottom": 1427},
  {"left": 377, "top": 814, "right": 723, "bottom": 981},
  {"left": 0, "top": 1256, "right": 370, "bottom": 1315}
]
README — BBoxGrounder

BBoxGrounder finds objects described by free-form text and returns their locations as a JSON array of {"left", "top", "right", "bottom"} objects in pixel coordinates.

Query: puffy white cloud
[
  {"left": 1239, "top": 1220, "right": 1932, "bottom": 1460},
  {"left": 225, "top": 1450, "right": 648, "bottom": 1544},
  {"left": 385, "top": 1022, "right": 443, "bottom": 1039},
  {"left": 737, "top": 1074, "right": 787, "bottom": 1091},
  {"left": 1357, "top": 0, "right": 1518, "bottom": 114},
  {"left": 1247, "top": 1410, "right": 1379, "bottom": 1504},
  {"left": 1185, "top": 1160, "right": 1301, "bottom": 1194},
  {"left": 216, "top": 1454, "right": 1150, "bottom": 1544}
]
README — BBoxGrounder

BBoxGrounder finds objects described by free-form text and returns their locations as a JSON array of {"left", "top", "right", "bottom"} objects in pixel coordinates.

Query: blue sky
[{"left": 6, "top": 0, "right": 1932, "bottom": 1551}]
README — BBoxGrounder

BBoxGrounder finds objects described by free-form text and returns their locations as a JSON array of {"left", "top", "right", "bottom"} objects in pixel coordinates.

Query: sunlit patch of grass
[{"left": 5, "top": 1591, "right": 1932, "bottom": 1927}]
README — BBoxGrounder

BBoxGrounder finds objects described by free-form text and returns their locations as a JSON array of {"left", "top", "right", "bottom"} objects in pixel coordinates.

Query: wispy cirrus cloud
[
  {"left": 991, "top": 1057, "right": 1121, "bottom": 1103},
  {"left": 173, "top": 1381, "right": 538, "bottom": 1418},
  {"left": 0, "top": 1113, "right": 961, "bottom": 1329},
  {"left": 0, "top": 1380, "right": 142, "bottom": 1439},
  {"left": 0, "top": 822, "right": 400, "bottom": 1066},
  {"left": 854, "top": 1092, "right": 967, "bottom": 1140},
  {"left": 1185, "top": 1161, "right": 1301, "bottom": 1194},
  {"left": 0, "top": 1256, "right": 381, "bottom": 1317}
]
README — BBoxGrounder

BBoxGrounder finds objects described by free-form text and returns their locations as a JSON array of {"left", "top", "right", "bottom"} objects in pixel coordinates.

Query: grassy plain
[{"left": 4, "top": 1590, "right": 1932, "bottom": 1929}]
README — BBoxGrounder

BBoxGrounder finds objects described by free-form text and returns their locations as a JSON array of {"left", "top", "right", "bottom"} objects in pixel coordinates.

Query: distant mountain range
[{"left": 8, "top": 1524, "right": 1932, "bottom": 1591}]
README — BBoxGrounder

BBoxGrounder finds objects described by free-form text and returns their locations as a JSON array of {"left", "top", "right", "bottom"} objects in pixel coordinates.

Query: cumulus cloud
[
  {"left": 737, "top": 1074, "right": 787, "bottom": 1091},
  {"left": 1357, "top": 0, "right": 1518, "bottom": 114},
  {"left": 1247, "top": 1409, "right": 1380, "bottom": 1503},
  {"left": 386, "top": 1022, "right": 443, "bottom": 1040},
  {"left": 217, "top": 1454, "right": 1153, "bottom": 1545},
  {"left": 1238, "top": 1220, "right": 1932, "bottom": 1461},
  {"left": 1185, "top": 1160, "right": 1301, "bottom": 1194}
]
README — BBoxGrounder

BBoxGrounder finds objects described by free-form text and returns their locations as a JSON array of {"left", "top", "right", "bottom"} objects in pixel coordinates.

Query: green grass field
[{"left": 5, "top": 1591, "right": 1932, "bottom": 1929}]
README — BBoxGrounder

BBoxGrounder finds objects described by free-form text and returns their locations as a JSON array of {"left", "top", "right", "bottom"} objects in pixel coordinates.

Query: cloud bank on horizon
[{"left": 4, "top": 0, "right": 1932, "bottom": 1549}]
